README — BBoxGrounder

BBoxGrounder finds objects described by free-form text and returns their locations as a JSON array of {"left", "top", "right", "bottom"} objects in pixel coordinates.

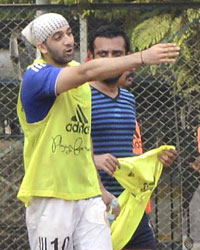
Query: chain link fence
[{"left": 0, "top": 3, "right": 200, "bottom": 250}]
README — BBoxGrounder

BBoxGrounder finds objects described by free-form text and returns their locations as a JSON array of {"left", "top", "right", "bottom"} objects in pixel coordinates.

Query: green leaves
[
  {"left": 131, "top": 14, "right": 172, "bottom": 50},
  {"left": 56, "top": 0, "right": 129, "bottom": 4},
  {"left": 129, "top": 6, "right": 200, "bottom": 102},
  {"left": 0, "top": 0, "right": 34, "bottom": 3}
]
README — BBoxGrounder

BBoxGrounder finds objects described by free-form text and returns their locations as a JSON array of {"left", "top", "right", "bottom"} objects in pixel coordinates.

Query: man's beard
[
  {"left": 47, "top": 45, "right": 74, "bottom": 65},
  {"left": 102, "top": 74, "right": 122, "bottom": 84}
]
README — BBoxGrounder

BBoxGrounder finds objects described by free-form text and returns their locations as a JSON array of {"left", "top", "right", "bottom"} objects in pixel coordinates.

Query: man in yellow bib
[{"left": 17, "top": 12, "right": 180, "bottom": 250}]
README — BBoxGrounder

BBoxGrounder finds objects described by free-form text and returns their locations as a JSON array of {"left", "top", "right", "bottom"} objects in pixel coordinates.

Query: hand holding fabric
[
  {"left": 158, "top": 149, "right": 177, "bottom": 167},
  {"left": 93, "top": 154, "right": 121, "bottom": 176}
]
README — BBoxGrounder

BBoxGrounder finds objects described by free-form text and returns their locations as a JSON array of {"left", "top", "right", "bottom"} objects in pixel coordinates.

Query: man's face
[
  {"left": 44, "top": 25, "right": 75, "bottom": 65},
  {"left": 92, "top": 36, "right": 126, "bottom": 84}
]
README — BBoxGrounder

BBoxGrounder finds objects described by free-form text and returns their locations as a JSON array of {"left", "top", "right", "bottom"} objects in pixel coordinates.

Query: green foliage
[
  {"left": 1, "top": 0, "right": 200, "bottom": 104},
  {"left": 130, "top": 5, "right": 200, "bottom": 103},
  {"left": 1, "top": 0, "right": 200, "bottom": 5},
  {"left": 187, "top": 8, "right": 200, "bottom": 22},
  {"left": 176, "top": 67, "right": 191, "bottom": 91},
  {"left": 56, "top": 0, "right": 130, "bottom": 4},
  {"left": 56, "top": 0, "right": 91, "bottom": 4},
  {"left": 168, "top": 16, "right": 182, "bottom": 43},
  {"left": 133, "top": 0, "right": 200, "bottom": 2},
  {"left": 55, "top": 0, "right": 129, "bottom": 19},
  {"left": 0, "top": 0, "right": 34, "bottom": 3},
  {"left": 131, "top": 14, "right": 172, "bottom": 50}
]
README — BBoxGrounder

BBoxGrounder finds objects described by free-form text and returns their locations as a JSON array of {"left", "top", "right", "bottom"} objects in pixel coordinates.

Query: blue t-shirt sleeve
[{"left": 21, "top": 64, "right": 62, "bottom": 123}]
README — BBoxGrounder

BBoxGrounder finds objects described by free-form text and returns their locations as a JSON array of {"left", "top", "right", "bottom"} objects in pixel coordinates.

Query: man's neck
[{"left": 90, "top": 81, "right": 119, "bottom": 98}]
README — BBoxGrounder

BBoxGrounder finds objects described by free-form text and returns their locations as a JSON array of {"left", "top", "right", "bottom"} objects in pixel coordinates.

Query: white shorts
[{"left": 26, "top": 196, "right": 112, "bottom": 250}]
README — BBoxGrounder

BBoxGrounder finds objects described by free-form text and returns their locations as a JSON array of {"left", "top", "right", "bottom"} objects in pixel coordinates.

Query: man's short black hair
[{"left": 88, "top": 24, "right": 131, "bottom": 55}]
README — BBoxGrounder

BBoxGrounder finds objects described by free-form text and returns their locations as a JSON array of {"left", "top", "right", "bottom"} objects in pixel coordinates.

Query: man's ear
[{"left": 37, "top": 43, "right": 48, "bottom": 55}]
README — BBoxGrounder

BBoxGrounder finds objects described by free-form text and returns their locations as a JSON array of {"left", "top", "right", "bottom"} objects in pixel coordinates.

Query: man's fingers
[
  {"left": 164, "top": 149, "right": 177, "bottom": 157},
  {"left": 116, "top": 161, "right": 121, "bottom": 169},
  {"left": 162, "top": 51, "right": 180, "bottom": 57},
  {"left": 158, "top": 154, "right": 171, "bottom": 166},
  {"left": 158, "top": 150, "right": 177, "bottom": 167},
  {"left": 154, "top": 43, "right": 180, "bottom": 63},
  {"left": 162, "top": 46, "right": 180, "bottom": 53},
  {"left": 159, "top": 149, "right": 177, "bottom": 156},
  {"left": 104, "top": 158, "right": 120, "bottom": 175},
  {"left": 105, "top": 161, "right": 116, "bottom": 173},
  {"left": 159, "top": 43, "right": 178, "bottom": 47},
  {"left": 143, "top": 43, "right": 180, "bottom": 65},
  {"left": 104, "top": 167, "right": 114, "bottom": 177},
  {"left": 157, "top": 52, "right": 180, "bottom": 63},
  {"left": 161, "top": 51, "right": 180, "bottom": 57},
  {"left": 158, "top": 43, "right": 180, "bottom": 49},
  {"left": 108, "top": 155, "right": 121, "bottom": 169}
]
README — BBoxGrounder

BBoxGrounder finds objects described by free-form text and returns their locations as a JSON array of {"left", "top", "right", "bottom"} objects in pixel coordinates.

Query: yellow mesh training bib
[
  {"left": 111, "top": 145, "right": 175, "bottom": 250},
  {"left": 17, "top": 59, "right": 101, "bottom": 206}
]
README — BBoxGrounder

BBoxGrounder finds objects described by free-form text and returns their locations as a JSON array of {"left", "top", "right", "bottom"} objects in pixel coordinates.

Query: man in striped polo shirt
[{"left": 88, "top": 25, "right": 177, "bottom": 250}]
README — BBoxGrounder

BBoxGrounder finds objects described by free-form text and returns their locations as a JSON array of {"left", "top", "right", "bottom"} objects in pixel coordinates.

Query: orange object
[
  {"left": 133, "top": 120, "right": 143, "bottom": 155},
  {"left": 133, "top": 120, "right": 152, "bottom": 213},
  {"left": 146, "top": 199, "right": 152, "bottom": 213}
]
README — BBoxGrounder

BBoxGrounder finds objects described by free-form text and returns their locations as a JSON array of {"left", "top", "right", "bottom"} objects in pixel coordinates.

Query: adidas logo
[
  {"left": 66, "top": 104, "right": 90, "bottom": 134},
  {"left": 128, "top": 172, "right": 135, "bottom": 177}
]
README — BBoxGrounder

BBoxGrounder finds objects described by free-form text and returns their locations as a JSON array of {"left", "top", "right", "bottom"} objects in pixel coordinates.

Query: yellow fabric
[
  {"left": 111, "top": 145, "right": 175, "bottom": 250},
  {"left": 17, "top": 59, "right": 101, "bottom": 207}
]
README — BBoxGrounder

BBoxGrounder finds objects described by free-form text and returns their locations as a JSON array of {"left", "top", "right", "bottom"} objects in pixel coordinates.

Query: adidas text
[{"left": 66, "top": 122, "right": 90, "bottom": 134}]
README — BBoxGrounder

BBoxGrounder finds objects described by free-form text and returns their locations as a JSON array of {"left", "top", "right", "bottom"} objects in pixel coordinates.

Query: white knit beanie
[{"left": 22, "top": 13, "right": 69, "bottom": 46}]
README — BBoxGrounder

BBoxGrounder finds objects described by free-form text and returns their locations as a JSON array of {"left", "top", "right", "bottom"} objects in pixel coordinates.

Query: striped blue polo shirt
[{"left": 91, "top": 85, "right": 136, "bottom": 196}]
